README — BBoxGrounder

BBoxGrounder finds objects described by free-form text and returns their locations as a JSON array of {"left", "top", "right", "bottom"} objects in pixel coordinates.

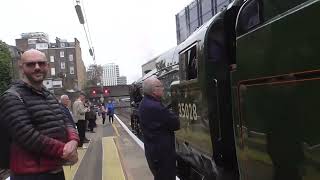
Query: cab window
[
  {"left": 179, "top": 45, "right": 198, "bottom": 81},
  {"left": 237, "top": 0, "right": 264, "bottom": 36}
]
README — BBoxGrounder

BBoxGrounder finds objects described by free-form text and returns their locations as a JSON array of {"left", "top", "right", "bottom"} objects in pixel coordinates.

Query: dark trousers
[
  {"left": 145, "top": 147, "right": 176, "bottom": 180},
  {"left": 109, "top": 115, "right": 114, "bottom": 123},
  {"left": 102, "top": 113, "right": 106, "bottom": 124},
  {"left": 88, "top": 119, "right": 95, "bottom": 131},
  {"left": 11, "top": 171, "right": 65, "bottom": 180},
  {"left": 76, "top": 120, "right": 86, "bottom": 146},
  {"left": 146, "top": 156, "right": 176, "bottom": 180}
]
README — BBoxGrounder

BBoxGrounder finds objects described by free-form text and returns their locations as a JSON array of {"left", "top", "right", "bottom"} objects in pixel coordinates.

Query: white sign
[
  {"left": 43, "top": 79, "right": 53, "bottom": 89},
  {"left": 52, "top": 80, "right": 63, "bottom": 88}
]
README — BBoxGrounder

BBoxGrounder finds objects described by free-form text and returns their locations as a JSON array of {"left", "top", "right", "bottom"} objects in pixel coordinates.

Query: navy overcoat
[{"left": 139, "top": 95, "right": 180, "bottom": 180}]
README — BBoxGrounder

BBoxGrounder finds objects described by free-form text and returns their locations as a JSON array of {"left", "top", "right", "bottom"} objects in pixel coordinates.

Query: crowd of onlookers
[
  {"left": 69, "top": 94, "right": 116, "bottom": 148},
  {"left": 83, "top": 100, "right": 116, "bottom": 133}
]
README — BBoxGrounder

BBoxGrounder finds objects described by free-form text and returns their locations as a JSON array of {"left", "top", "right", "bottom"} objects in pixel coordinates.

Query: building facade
[
  {"left": 15, "top": 32, "right": 87, "bottom": 92},
  {"left": 141, "top": 57, "right": 157, "bottom": 76},
  {"left": 117, "top": 76, "right": 127, "bottom": 85},
  {"left": 102, "top": 63, "right": 119, "bottom": 86},
  {"left": 176, "top": 0, "right": 233, "bottom": 44},
  {"left": 8, "top": 46, "right": 23, "bottom": 81}
]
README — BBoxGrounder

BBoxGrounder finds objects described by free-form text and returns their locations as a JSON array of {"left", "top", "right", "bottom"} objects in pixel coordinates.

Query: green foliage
[{"left": 0, "top": 40, "right": 12, "bottom": 94}]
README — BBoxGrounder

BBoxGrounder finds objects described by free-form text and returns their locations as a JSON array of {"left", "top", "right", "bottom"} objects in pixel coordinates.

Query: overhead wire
[
  {"left": 80, "top": 0, "right": 95, "bottom": 57},
  {"left": 74, "top": 0, "right": 96, "bottom": 64},
  {"left": 74, "top": 0, "right": 101, "bottom": 85}
]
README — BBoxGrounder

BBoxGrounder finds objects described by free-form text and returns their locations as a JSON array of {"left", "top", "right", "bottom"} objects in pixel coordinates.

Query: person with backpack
[{"left": 0, "top": 49, "right": 79, "bottom": 180}]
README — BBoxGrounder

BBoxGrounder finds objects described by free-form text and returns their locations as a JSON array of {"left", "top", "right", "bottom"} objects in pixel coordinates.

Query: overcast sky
[{"left": 0, "top": 0, "right": 193, "bottom": 83}]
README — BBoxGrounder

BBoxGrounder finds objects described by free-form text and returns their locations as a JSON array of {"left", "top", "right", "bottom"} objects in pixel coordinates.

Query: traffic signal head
[
  {"left": 103, "top": 88, "right": 110, "bottom": 96},
  {"left": 92, "top": 89, "right": 96, "bottom": 96}
]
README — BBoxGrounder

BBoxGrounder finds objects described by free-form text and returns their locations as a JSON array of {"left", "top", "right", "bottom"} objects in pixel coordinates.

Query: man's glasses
[{"left": 24, "top": 61, "right": 48, "bottom": 68}]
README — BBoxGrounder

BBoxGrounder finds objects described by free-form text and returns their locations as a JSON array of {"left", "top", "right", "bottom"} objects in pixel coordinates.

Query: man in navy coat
[
  {"left": 139, "top": 76, "right": 180, "bottom": 180},
  {"left": 60, "top": 94, "right": 76, "bottom": 129}
]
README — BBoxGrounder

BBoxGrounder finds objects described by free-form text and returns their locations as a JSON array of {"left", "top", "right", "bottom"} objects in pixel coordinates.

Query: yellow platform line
[
  {"left": 102, "top": 137, "right": 125, "bottom": 180},
  {"left": 63, "top": 148, "right": 86, "bottom": 180},
  {"left": 112, "top": 123, "right": 120, "bottom": 137}
]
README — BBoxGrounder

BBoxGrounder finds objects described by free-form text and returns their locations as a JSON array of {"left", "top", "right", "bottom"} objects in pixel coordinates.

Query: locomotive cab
[{"left": 171, "top": 1, "right": 241, "bottom": 179}]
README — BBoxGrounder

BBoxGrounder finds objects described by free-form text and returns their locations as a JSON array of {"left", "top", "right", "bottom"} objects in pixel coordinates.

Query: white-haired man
[
  {"left": 60, "top": 94, "right": 76, "bottom": 128},
  {"left": 138, "top": 76, "right": 180, "bottom": 180}
]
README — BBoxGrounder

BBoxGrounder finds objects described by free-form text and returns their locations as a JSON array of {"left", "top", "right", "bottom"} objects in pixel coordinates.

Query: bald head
[
  {"left": 21, "top": 49, "right": 47, "bottom": 63},
  {"left": 142, "top": 76, "right": 164, "bottom": 98},
  {"left": 19, "top": 49, "right": 49, "bottom": 89}
]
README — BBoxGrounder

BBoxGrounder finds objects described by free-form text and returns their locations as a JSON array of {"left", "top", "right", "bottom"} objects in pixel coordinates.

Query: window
[
  {"left": 61, "top": 62, "right": 65, "bottom": 69},
  {"left": 36, "top": 43, "right": 48, "bottom": 50},
  {"left": 236, "top": 0, "right": 263, "bottom": 36},
  {"left": 70, "top": 66, "right": 74, "bottom": 74},
  {"left": 60, "top": 43, "right": 65, "bottom": 47},
  {"left": 179, "top": 45, "right": 198, "bottom": 80},
  {"left": 69, "top": 54, "right": 73, "bottom": 61},
  {"left": 187, "top": 47, "right": 197, "bottom": 80},
  {"left": 60, "top": 51, "right": 64, "bottom": 57},
  {"left": 50, "top": 56, "right": 54, "bottom": 62},
  {"left": 51, "top": 68, "right": 56, "bottom": 76}
]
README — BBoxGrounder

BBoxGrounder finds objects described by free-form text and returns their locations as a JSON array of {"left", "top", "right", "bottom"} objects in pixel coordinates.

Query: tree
[
  {"left": 86, "top": 64, "right": 103, "bottom": 86},
  {"left": 0, "top": 40, "right": 12, "bottom": 94},
  {"left": 83, "top": 64, "right": 103, "bottom": 96}
]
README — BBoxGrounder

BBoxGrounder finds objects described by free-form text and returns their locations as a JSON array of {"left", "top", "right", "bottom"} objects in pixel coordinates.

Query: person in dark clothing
[
  {"left": 60, "top": 94, "right": 76, "bottom": 129},
  {"left": 86, "top": 106, "right": 97, "bottom": 133},
  {"left": 0, "top": 49, "right": 79, "bottom": 180},
  {"left": 101, "top": 103, "right": 107, "bottom": 124},
  {"left": 139, "top": 76, "right": 180, "bottom": 180}
]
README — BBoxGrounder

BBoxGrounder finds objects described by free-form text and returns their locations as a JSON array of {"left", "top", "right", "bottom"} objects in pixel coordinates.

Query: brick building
[{"left": 15, "top": 32, "right": 87, "bottom": 92}]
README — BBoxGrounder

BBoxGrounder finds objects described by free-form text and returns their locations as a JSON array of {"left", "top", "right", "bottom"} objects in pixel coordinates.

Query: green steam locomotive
[{"left": 130, "top": 0, "right": 320, "bottom": 179}]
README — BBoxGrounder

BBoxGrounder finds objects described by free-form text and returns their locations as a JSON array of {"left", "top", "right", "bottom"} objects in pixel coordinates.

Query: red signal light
[
  {"left": 92, "top": 89, "right": 96, "bottom": 95},
  {"left": 103, "top": 88, "right": 110, "bottom": 96}
]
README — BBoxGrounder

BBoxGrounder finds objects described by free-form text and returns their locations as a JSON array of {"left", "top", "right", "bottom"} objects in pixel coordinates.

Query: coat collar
[
  {"left": 144, "top": 94, "right": 161, "bottom": 102},
  {"left": 14, "top": 80, "right": 49, "bottom": 96}
]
